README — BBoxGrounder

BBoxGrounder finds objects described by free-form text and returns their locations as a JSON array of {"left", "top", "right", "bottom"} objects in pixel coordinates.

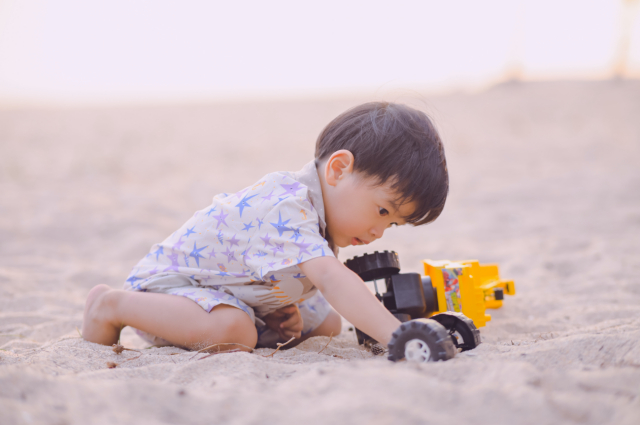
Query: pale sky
[{"left": 0, "top": 0, "right": 638, "bottom": 106}]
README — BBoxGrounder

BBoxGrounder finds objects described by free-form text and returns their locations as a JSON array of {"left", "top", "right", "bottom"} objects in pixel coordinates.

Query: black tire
[
  {"left": 387, "top": 319, "right": 457, "bottom": 362},
  {"left": 344, "top": 251, "right": 400, "bottom": 281},
  {"left": 430, "top": 312, "right": 481, "bottom": 352}
]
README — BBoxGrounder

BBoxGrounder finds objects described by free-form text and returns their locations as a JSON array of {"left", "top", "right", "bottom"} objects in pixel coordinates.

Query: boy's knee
[{"left": 220, "top": 308, "right": 257, "bottom": 348}]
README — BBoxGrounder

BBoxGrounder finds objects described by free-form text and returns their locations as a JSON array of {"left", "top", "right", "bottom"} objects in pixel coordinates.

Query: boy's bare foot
[
  {"left": 82, "top": 286, "right": 260, "bottom": 350},
  {"left": 82, "top": 284, "right": 122, "bottom": 345}
]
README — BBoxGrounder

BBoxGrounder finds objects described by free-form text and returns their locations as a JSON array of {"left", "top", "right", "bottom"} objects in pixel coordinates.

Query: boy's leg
[{"left": 82, "top": 284, "right": 257, "bottom": 351}]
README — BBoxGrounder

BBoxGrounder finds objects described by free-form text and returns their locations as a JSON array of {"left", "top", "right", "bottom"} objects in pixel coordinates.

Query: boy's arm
[{"left": 298, "top": 256, "right": 401, "bottom": 347}]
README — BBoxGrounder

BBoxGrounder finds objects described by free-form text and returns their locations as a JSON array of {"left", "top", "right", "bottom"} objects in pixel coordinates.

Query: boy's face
[{"left": 323, "top": 171, "right": 415, "bottom": 249}]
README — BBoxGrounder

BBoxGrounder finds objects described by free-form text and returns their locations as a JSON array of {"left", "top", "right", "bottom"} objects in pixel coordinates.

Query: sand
[{"left": 1, "top": 81, "right": 639, "bottom": 425}]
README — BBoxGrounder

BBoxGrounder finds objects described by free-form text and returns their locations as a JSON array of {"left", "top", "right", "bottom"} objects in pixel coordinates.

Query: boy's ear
[{"left": 324, "top": 150, "right": 355, "bottom": 187}]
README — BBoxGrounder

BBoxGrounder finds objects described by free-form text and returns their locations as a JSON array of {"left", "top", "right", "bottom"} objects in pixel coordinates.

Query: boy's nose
[{"left": 369, "top": 226, "right": 385, "bottom": 240}]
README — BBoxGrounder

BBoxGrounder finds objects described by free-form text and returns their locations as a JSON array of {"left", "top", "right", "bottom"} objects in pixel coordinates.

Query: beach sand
[{"left": 1, "top": 81, "right": 639, "bottom": 424}]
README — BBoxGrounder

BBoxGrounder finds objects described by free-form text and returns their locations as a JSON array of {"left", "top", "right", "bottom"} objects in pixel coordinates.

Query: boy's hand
[
  {"left": 298, "top": 256, "right": 401, "bottom": 347},
  {"left": 263, "top": 304, "right": 303, "bottom": 340}
]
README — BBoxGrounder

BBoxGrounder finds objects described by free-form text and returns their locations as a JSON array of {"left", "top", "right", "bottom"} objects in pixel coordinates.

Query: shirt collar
[
  {"left": 292, "top": 160, "right": 339, "bottom": 255},
  {"left": 292, "top": 160, "right": 327, "bottom": 235}
]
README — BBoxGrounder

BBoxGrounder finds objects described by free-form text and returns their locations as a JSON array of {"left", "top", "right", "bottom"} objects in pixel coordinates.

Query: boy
[{"left": 82, "top": 102, "right": 448, "bottom": 351}]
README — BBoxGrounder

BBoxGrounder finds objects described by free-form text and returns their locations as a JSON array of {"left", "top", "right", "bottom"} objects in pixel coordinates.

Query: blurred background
[
  {"left": 0, "top": 0, "right": 639, "bottom": 314},
  {"left": 0, "top": 0, "right": 639, "bottom": 106}
]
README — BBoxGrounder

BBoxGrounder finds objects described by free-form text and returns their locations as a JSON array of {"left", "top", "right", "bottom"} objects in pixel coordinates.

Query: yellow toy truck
[
  {"left": 423, "top": 258, "right": 516, "bottom": 328},
  {"left": 345, "top": 251, "right": 516, "bottom": 362}
]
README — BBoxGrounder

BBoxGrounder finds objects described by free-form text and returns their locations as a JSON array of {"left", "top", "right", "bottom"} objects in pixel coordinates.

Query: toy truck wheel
[
  {"left": 430, "top": 312, "right": 481, "bottom": 352},
  {"left": 387, "top": 319, "right": 456, "bottom": 362},
  {"left": 344, "top": 251, "right": 400, "bottom": 281}
]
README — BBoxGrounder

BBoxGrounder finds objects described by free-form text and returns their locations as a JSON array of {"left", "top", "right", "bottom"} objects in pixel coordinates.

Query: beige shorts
[{"left": 131, "top": 274, "right": 333, "bottom": 348}]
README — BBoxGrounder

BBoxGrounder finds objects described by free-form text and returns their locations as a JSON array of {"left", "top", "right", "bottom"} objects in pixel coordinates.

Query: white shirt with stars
[{"left": 124, "top": 160, "right": 336, "bottom": 318}]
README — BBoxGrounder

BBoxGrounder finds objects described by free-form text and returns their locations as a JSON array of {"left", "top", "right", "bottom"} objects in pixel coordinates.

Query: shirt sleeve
[{"left": 245, "top": 192, "right": 334, "bottom": 280}]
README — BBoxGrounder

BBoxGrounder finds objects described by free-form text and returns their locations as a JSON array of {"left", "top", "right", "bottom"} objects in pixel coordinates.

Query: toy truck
[
  {"left": 423, "top": 257, "right": 516, "bottom": 327},
  {"left": 344, "top": 250, "right": 516, "bottom": 362}
]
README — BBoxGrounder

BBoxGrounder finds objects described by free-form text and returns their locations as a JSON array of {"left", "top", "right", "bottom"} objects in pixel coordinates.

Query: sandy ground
[{"left": 0, "top": 81, "right": 639, "bottom": 425}]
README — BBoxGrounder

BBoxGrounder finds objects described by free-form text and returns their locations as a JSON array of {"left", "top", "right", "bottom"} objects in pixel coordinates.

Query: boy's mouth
[{"left": 351, "top": 237, "right": 369, "bottom": 246}]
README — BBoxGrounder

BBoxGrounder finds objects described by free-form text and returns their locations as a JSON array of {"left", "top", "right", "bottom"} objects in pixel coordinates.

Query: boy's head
[{"left": 315, "top": 102, "right": 448, "bottom": 248}]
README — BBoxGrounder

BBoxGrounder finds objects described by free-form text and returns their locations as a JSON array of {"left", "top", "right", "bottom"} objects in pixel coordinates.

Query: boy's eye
[{"left": 379, "top": 207, "right": 389, "bottom": 216}]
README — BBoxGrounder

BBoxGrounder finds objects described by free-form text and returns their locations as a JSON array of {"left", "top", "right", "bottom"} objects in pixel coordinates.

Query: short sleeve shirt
[{"left": 124, "top": 161, "right": 336, "bottom": 317}]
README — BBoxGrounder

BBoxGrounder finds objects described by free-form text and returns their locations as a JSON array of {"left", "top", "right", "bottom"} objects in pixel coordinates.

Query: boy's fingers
[
  {"left": 278, "top": 305, "right": 297, "bottom": 314},
  {"left": 269, "top": 312, "right": 285, "bottom": 320},
  {"left": 278, "top": 327, "right": 300, "bottom": 340},
  {"left": 279, "top": 313, "right": 302, "bottom": 330},
  {"left": 282, "top": 329, "right": 302, "bottom": 339}
]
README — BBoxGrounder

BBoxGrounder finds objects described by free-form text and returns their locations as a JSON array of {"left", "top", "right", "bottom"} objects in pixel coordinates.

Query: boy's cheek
[{"left": 327, "top": 229, "right": 349, "bottom": 247}]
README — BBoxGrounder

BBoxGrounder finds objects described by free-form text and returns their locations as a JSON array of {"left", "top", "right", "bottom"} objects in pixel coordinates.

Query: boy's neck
[{"left": 315, "top": 160, "right": 335, "bottom": 247}]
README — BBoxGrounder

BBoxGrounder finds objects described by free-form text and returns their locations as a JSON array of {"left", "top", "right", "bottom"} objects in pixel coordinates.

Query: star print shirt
[{"left": 124, "top": 161, "right": 336, "bottom": 318}]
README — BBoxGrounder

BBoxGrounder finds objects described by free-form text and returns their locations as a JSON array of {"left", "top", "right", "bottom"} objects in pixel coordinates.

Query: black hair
[{"left": 315, "top": 102, "right": 448, "bottom": 225}]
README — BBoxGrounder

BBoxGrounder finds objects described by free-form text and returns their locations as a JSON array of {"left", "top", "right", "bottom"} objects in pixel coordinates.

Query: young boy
[{"left": 82, "top": 102, "right": 448, "bottom": 351}]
